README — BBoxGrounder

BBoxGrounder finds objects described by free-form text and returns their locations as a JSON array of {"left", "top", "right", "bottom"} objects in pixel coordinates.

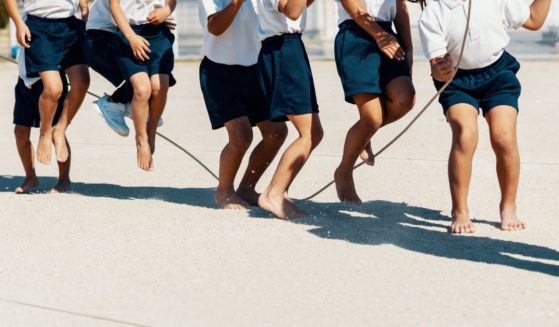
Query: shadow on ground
[
  {"left": 278, "top": 200, "right": 559, "bottom": 277},
  {"left": 0, "top": 175, "right": 215, "bottom": 208}
]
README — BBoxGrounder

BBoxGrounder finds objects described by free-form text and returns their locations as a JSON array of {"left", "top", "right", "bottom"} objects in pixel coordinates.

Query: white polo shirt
[
  {"left": 336, "top": 0, "right": 397, "bottom": 25},
  {"left": 17, "top": 49, "right": 40, "bottom": 88},
  {"left": 118, "top": 0, "right": 166, "bottom": 25},
  {"left": 419, "top": 0, "right": 530, "bottom": 70},
  {"left": 23, "top": 0, "right": 78, "bottom": 19},
  {"left": 87, "top": 0, "right": 118, "bottom": 32},
  {"left": 255, "top": 0, "right": 307, "bottom": 41},
  {"left": 199, "top": 0, "right": 261, "bottom": 66}
]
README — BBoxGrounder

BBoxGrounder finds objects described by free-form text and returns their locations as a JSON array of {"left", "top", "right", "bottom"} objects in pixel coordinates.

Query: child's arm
[
  {"left": 340, "top": 0, "right": 405, "bottom": 61},
  {"left": 205, "top": 0, "right": 245, "bottom": 36},
  {"left": 430, "top": 54, "right": 454, "bottom": 82},
  {"left": 79, "top": 0, "right": 89, "bottom": 23},
  {"left": 4, "top": 0, "right": 31, "bottom": 48},
  {"left": 147, "top": 0, "right": 177, "bottom": 25},
  {"left": 277, "top": 0, "right": 307, "bottom": 21},
  {"left": 523, "top": 0, "right": 551, "bottom": 31},
  {"left": 307, "top": 0, "right": 315, "bottom": 7},
  {"left": 393, "top": 0, "right": 413, "bottom": 73},
  {"left": 109, "top": 0, "right": 151, "bottom": 61}
]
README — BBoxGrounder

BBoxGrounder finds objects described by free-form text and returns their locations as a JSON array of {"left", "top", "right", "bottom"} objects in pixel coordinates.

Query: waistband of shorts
[
  {"left": 131, "top": 23, "right": 171, "bottom": 35},
  {"left": 262, "top": 33, "right": 302, "bottom": 47},
  {"left": 455, "top": 51, "right": 514, "bottom": 76},
  {"left": 86, "top": 29, "right": 114, "bottom": 38},
  {"left": 26, "top": 14, "right": 77, "bottom": 23},
  {"left": 202, "top": 57, "right": 256, "bottom": 71},
  {"left": 339, "top": 19, "right": 393, "bottom": 32}
]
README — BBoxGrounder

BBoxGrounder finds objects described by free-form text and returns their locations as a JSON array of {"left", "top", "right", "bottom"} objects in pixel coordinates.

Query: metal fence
[{"left": 175, "top": 0, "right": 559, "bottom": 60}]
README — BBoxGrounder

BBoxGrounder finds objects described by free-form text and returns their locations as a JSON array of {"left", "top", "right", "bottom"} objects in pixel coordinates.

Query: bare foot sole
[
  {"left": 450, "top": 214, "right": 475, "bottom": 234},
  {"left": 215, "top": 190, "right": 250, "bottom": 210},
  {"left": 236, "top": 188, "right": 260, "bottom": 207},
  {"left": 360, "top": 142, "right": 375, "bottom": 166},
  {"left": 137, "top": 142, "right": 153, "bottom": 171},
  {"left": 15, "top": 176, "right": 39, "bottom": 194},
  {"left": 501, "top": 210, "right": 526, "bottom": 231},
  {"left": 37, "top": 134, "right": 53, "bottom": 165},
  {"left": 258, "top": 190, "right": 300, "bottom": 220},
  {"left": 334, "top": 168, "right": 363, "bottom": 204},
  {"left": 50, "top": 180, "right": 72, "bottom": 194},
  {"left": 53, "top": 128, "right": 69, "bottom": 162}
]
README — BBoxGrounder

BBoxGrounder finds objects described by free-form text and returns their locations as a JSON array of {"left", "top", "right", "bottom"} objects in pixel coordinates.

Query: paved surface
[{"left": 0, "top": 60, "right": 558, "bottom": 326}]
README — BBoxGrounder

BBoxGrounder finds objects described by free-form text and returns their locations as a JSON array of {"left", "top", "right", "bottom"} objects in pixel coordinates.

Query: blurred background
[{"left": 1, "top": 0, "right": 558, "bottom": 60}]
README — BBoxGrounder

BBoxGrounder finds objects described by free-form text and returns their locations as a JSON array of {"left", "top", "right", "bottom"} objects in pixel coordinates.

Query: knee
[
  {"left": 396, "top": 92, "right": 416, "bottom": 113},
  {"left": 133, "top": 82, "right": 151, "bottom": 102},
  {"left": 71, "top": 74, "right": 90, "bottom": 92},
  {"left": 491, "top": 131, "right": 517, "bottom": 154},
  {"left": 230, "top": 126, "right": 253, "bottom": 151},
  {"left": 361, "top": 115, "right": 383, "bottom": 132},
  {"left": 454, "top": 128, "right": 478, "bottom": 153},
  {"left": 264, "top": 123, "right": 288, "bottom": 146},
  {"left": 150, "top": 81, "right": 168, "bottom": 98},
  {"left": 42, "top": 83, "right": 64, "bottom": 102},
  {"left": 310, "top": 124, "right": 324, "bottom": 150},
  {"left": 14, "top": 126, "right": 30, "bottom": 141}
]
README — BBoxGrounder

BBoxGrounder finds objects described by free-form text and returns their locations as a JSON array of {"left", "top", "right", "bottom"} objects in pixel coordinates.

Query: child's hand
[
  {"left": 147, "top": 5, "right": 172, "bottom": 25},
  {"left": 431, "top": 54, "right": 454, "bottom": 82},
  {"left": 128, "top": 33, "right": 151, "bottom": 61},
  {"left": 16, "top": 23, "right": 31, "bottom": 48},
  {"left": 374, "top": 32, "right": 405, "bottom": 61},
  {"left": 80, "top": 0, "right": 89, "bottom": 23},
  {"left": 164, "top": 16, "right": 177, "bottom": 30}
]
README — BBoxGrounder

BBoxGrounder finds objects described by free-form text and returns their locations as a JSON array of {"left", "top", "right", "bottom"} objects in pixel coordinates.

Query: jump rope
[{"left": 0, "top": 0, "right": 472, "bottom": 201}]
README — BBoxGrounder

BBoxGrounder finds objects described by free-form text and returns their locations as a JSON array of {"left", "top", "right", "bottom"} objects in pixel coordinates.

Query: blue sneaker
[{"left": 92, "top": 95, "right": 130, "bottom": 137}]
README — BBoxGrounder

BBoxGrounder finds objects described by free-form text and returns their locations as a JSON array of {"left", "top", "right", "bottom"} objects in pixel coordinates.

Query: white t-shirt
[
  {"left": 336, "top": 0, "right": 397, "bottom": 25},
  {"left": 17, "top": 48, "right": 40, "bottom": 88},
  {"left": 23, "top": 0, "right": 78, "bottom": 19},
  {"left": 87, "top": 0, "right": 118, "bottom": 32},
  {"left": 419, "top": 0, "right": 530, "bottom": 70},
  {"left": 118, "top": 0, "right": 166, "bottom": 25},
  {"left": 255, "top": 0, "right": 307, "bottom": 40},
  {"left": 199, "top": 0, "right": 261, "bottom": 66}
]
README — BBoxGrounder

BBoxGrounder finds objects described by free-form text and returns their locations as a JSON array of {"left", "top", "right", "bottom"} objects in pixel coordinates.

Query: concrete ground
[{"left": 0, "top": 59, "right": 558, "bottom": 327}]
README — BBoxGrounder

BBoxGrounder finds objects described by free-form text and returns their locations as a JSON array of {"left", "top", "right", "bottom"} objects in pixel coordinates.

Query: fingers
[
  {"left": 19, "top": 31, "right": 31, "bottom": 48},
  {"left": 165, "top": 21, "right": 177, "bottom": 30},
  {"left": 134, "top": 39, "right": 151, "bottom": 61}
]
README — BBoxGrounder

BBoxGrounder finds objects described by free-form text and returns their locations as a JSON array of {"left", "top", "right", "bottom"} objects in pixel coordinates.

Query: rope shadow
[
  {"left": 284, "top": 200, "right": 559, "bottom": 277},
  {"left": 0, "top": 175, "right": 216, "bottom": 209}
]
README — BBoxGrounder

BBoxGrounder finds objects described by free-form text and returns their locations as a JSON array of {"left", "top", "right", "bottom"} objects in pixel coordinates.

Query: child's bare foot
[
  {"left": 216, "top": 190, "right": 250, "bottom": 210},
  {"left": 334, "top": 167, "right": 362, "bottom": 204},
  {"left": 236, "top": 187, "right": 260, "bottom": 207},
  {"left": 136, "top": 141, "right": 153, "bottom": 171},
  {"left": 50, "top": 179, "right": 72, "bottom": 194},
  {"left": 258, "top": 188, "right": 301, "bottom": 219},
  {"left": 36, "top": 134, "right": 53, "bottom": 165},
  {"left": 53, "top": 128, "right": 69, "bottom": 162},
  {"left": 450, "top": 211, "right": 475, "bottom": 234},
  {"left": 283, "top": 192, "right": 307, "bottom": 216},
  {"left": 15, "top": 175, "right": 39, "bottom": 194},
  {"left": 500, "top": 207, "right": 526, "bottom": 231},
  {"left": 360, "top": 142, "right": 375, "bottom": 166}
]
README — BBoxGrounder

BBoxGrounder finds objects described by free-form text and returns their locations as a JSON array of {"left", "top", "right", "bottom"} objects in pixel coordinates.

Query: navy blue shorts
[
  {"left": 113, "top": 24, "right": 175, "bottom": 80},
  {"left": 200, "top": 57, "right": 269, "bottom": 130},
  {"left": 13, "top": 75, "right": 68, "bottom": 128},
  {"left": 335, "top": 20, "right": 411, "bottom": 104},
  {"left": 25, "top": 15, "right": 86, "bottom": 77},
  {"left": 257, "top": 33, "right": 319, "bottom": 121},
  {"left": 84, "top": 29, "right": 125, "bottom": 87},
  {"left": 435, "top": 51, "right": 521, "bottom": 116}
]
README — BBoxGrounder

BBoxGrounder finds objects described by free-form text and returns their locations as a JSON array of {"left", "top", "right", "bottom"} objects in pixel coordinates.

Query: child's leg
[
  {"left": 485, "top": 106, "right": 525, "bottom": 231},
  {"left": 146, "top": 74, "right": 170, "bottom": 156},
  {"left": 129, "top": 72, "right": 153, "bottom": 171},
  {"left": 53, "top": 65, "right": 90, "bottom": 163},
  {"left": 335, "top": 93, "right": 384, "bottom": 204},
  {"left": 237, "top": 121, "right": 289, "bottom": 205},
  {"left": 51, "top": 137, "right": 72, "bottom": 194},
  {"left": 215, "top": 117, "right": 254, "bottom": 209},
  {"left": 37, "top": 71, "right": 64, "bottom": 165},
  {"left": 360, "top": 76, "right": 416, "bottom": 165},
  {"left": 14, "top": 125, "right": 39, "bottom": 193},
  {"left": 447, "top": 104, "right": 479, "bottom": 234},
  {"left": 259, "top": 113, "right": 323, "bottom": 219}
]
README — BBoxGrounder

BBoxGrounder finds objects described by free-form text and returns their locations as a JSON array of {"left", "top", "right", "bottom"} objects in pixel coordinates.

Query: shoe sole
[{"left": 92, "top": 102, "right": 130, "bottom": 137}]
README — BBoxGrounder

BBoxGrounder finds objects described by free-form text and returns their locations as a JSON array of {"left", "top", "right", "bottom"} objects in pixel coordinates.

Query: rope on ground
[{"left": 0, "top": 0, "right": 471, "bottom": 200}]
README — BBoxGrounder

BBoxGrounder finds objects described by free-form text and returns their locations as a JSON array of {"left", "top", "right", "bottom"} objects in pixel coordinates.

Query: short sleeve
[
  {"left": 418, "top": 6, "right": 448, "bottom": 60},
  {"left": 502, "top": 0, "right": 531, "bottom": 30},
  {"left": 270, "top": 0, "right": 281, "bottom": 12},
  {"left": 198, "top": 0, "right": 224, "bottom": 29}
]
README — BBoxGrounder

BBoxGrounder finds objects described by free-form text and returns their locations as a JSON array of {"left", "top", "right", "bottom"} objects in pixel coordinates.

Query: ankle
[{"left": 500, "top": 202, "right": 517, "bottom": 213}]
